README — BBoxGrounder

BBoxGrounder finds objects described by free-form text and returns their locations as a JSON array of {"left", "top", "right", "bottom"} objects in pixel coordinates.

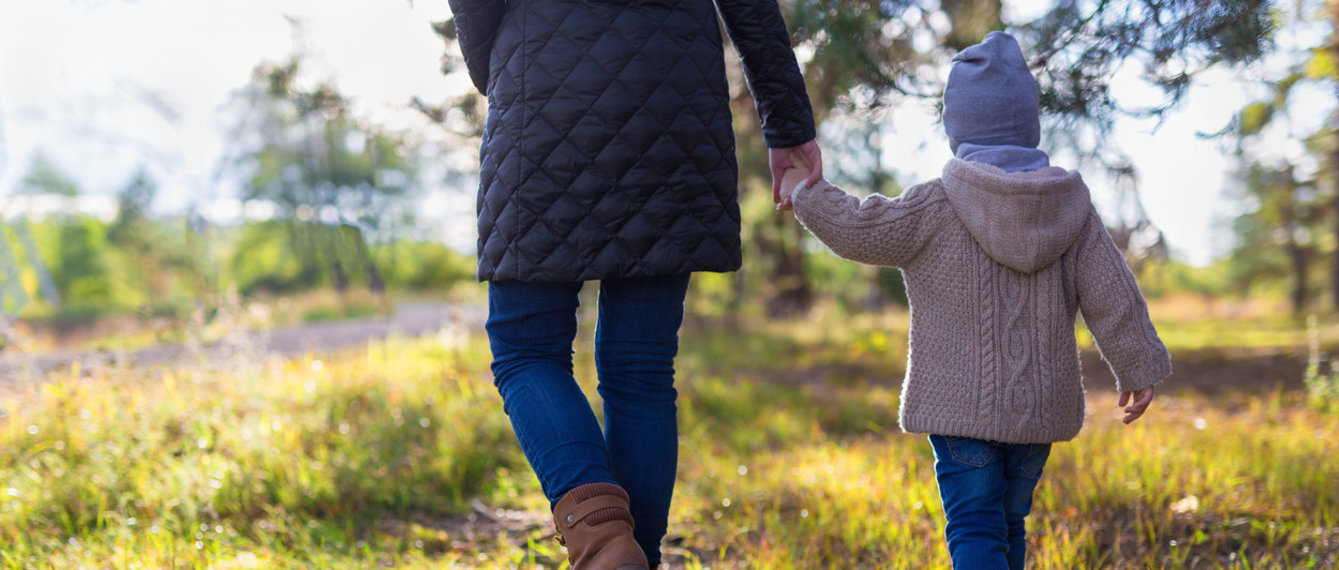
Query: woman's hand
[{"left": 770, "top": 139, "right": 822, "bottom": 211}]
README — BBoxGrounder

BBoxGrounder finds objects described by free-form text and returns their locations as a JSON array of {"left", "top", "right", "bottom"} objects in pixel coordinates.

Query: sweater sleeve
[
  {"left": 447, "top": 0, "right": 506, "bottom": 96},
  {"left": 1074, "top": 212, "right": 1172, "bottom": 392},
  {"left": 714, "top": 0, "right": 816, "bottom": 148},
  {"left": 791, "top": 180, "right": 947, "bottom": 268}
]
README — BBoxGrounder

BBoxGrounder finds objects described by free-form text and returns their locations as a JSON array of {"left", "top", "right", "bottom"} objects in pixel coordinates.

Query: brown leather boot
[{"left": 552, "top": 482, "right": 649, "bottom": 570}]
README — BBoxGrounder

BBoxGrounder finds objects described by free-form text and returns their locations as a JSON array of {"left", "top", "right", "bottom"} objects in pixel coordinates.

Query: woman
[{"left": 448, "top": 0, "right": 821, "bottom": 567}]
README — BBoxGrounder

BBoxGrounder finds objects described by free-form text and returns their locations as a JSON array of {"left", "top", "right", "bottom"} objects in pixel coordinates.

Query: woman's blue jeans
[
  {"left": 486, "top": 273, "right": 691, "bottom": 565},
  {"left": 929, "top": 435, "right": 1052, "bottom": 570}
]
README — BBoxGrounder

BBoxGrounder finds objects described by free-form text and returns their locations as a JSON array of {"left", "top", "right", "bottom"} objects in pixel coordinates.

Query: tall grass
[
  {"left": 668, "top": 371, "right": 1339, "bottom": 568},
  {"left": 0, "top": 339, "right": 526, "bottom": 567},
  {"left": 1, "top": 310, "right": 1337, "bottom": 568}
]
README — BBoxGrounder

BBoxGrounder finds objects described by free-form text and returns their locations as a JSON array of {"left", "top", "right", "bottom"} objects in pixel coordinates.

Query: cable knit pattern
[
  {"left": 792, "top": 160, "right": 1171, "bottom": 444},
  {"left": 976, "top": 245, "right": 998, "bottom": 433}
]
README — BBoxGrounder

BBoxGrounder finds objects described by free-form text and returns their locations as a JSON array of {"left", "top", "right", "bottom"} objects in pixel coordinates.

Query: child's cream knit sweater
[{"left": 792, "top": 159, "right": 1171, "bottom": 443}]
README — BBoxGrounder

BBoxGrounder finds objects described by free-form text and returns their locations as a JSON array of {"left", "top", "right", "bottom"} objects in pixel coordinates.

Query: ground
[{"left": 2, "top": 299, "right": 1336, "bottom": 568}]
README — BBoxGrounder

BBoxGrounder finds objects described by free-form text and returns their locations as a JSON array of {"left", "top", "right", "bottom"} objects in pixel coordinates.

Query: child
[{"left": 780, "top": 32, "right": 1171, "bottom": 570}]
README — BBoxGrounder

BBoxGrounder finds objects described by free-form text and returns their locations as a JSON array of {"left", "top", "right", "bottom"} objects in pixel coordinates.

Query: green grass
[
  {"left": 2, "top": 310, "right": 1338, "bottom": 568},
  {"left": 1131, "top": 314, "right": 1331, "bottom": 353},
  {"left": 0, "top": 339, "right": 527, "bottom": 568}
]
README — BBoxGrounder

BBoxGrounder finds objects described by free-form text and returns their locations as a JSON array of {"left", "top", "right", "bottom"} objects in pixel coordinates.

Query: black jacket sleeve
[
  {"left": 714, "top": 0, "right": 817, "bottom": 148},
  {"left": 448, "top": 0, "right": 506, "bottom": 95}
]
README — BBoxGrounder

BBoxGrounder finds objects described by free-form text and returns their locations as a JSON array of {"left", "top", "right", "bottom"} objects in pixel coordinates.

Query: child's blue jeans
[
  {"left": 929, "top": 434, "right": 1053, "bottom": 570},
  {"left": 485, "top": 273, "right": 691, "bottom": 566}
]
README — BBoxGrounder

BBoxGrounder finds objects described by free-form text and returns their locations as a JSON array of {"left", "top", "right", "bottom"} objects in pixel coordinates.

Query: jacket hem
[
  {"left": 900, "top": 415, "right": 1081, "bottom": 445},
  {"left": 478, "top": 260, "right": 742, "bottom": 283}
]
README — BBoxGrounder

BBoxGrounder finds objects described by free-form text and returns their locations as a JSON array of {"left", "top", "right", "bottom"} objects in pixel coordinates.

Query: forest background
[{"left": 1, "top": 0, "right": 1338, "bottom": 568}]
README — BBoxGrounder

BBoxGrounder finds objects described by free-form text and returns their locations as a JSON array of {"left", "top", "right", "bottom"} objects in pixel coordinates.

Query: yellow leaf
[
  {"left": 1239, "top": 102, "right": 1272, "bottom": 136},
  {"left": 1305, "top": 48, "right": 1338, "bottom": 80}
]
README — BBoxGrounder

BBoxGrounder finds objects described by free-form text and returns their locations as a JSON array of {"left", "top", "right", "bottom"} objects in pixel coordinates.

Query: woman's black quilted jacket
[{"left": 449, "top": 0, "right": 816, "bottom": 282}]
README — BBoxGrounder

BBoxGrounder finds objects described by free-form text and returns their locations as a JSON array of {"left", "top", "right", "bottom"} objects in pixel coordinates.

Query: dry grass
[{"left": 1, "top": 309, "right": 1337, "bottom": 568}]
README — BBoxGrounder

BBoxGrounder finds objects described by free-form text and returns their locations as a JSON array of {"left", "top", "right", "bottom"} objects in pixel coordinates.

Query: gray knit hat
[{"left": 942, "top": 31, "right": 1040, "bottom": 152}]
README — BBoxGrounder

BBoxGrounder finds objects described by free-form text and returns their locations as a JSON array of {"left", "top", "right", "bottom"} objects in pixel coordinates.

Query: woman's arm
[
  {"left": 448, "top": 0, "right": 506, "bottom": 95},
  {"left": 713, "top": 0, "right": 816, "bottom": 149}
]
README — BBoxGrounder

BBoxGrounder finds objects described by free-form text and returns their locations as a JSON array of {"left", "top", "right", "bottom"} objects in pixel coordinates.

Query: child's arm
[
  {"left": 1074, "top": 212, "right": 1172, "bottom": 419},
  {"left": 785, "top": 170, "right": 949, "bottom": 268}
]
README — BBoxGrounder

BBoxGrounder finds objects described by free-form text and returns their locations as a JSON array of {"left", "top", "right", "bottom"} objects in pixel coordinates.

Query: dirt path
[
  {"left": 1082, "top": 346, "right": 1309, "bottom": 396},
  {"left": 0, "top": 301, "right": 486, "bottom": 382}
]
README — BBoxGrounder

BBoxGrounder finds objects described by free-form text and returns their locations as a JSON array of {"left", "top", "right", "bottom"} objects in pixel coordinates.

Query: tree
[
  {"left": 14, "top": 154, "right": 113, "bottom": 305},
  {"left": 1225, "top": 0, "right": 1338, "bottom": 308},
  {"left": 224, "top": 56, "right": 421, "bottom": 295},
  {"left": 107, "top": 168, "right": 168, "bottom": 299},
  {"left": 0, "top": 225, "right": 28, "bottom": 317},
  {"left": 1229, "top": 162, "right": 1323, "bottom": 314}
]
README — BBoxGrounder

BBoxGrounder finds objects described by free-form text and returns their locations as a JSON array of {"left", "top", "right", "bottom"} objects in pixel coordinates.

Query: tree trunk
[
  {"left": 1332, "top": 189, "right": 1339, "bottom": 310},
  {"left": 1329, "top": 1, "right": 1339, "bottom": 309},
  {"left": 764, "top": 222, "right": 812, "bottom": 318},
  {"left": 347, "top": 225, "right": 385, "bottom": 295},
  {"left": 0, "top": 225, "right": 30, "bottom": 316},
  {"left": 728, "top": 265, "right": 745, "bottom": 332},
  {"left": 332, "top": 255, "right": 349, "bottom": 293},
  {"left": 726, "top": 47, "right": 814, "bottom": 320},
  {"left": 1289, "top": 237, "right": 1308, "bottom": 316},
  {"left": 16, "top": 220, "right": 59, "bottom": 307}
]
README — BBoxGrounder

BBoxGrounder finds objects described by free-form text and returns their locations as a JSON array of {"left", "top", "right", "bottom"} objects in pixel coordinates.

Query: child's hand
[
  {"left": 1118, "top": 387, "right": 1155, "bottom": 424},
  {"left": 770, "top": 141, "right": 822, "bottom": 211},
  {"left": 776, "top": 162, "right": 810, "bottom": 211}
]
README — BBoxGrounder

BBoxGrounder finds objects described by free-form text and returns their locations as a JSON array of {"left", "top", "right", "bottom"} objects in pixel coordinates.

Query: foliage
[
  {"left": 1228, "top": 162, "right": 1325, "bottom": 313},
  {"left": 1224, "top": 0, "right": 1339, "bottom": 311},
  {"left": 224, "top": 57, "right": 423, "bottom": 294},
  {"left": 1024, "top": 0, "right": 1273, "bottom": 124},
  {"left": 40, "top": 217, "right": 114, "bottom": 305},
  {"left": 0, "top": 154, "right": 472, "bottom": 334},
  {"left": 370, "top": 240, "right": 476, "bottom": 291},
  {"left": 18, "top": 154, "right": 79, "bottom": 197},
  {"left": 227, "top": 221, "right": 475, "bottom": 296},
  {"left": 105, "top": 169, "right": 201, "bottom": 303},
  {"left": 228, "top": 221, "right": 327, "bottom": 296}
]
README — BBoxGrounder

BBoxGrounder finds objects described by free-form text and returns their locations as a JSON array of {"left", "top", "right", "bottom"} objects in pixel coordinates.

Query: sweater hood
[{"left": 941, "top": 158, "right": 1092, "bottom": 274}]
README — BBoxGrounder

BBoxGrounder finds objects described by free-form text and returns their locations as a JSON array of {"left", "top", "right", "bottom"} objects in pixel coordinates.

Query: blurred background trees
[
  {"left": 1226, "top": 0, "right": 1337, "bottom": 315},
  {"left": 7, "top": 0, "right": 1339, "bottom": 338},
  {"left": 224, "top": 57, "right": 420, "bottom": 296}
]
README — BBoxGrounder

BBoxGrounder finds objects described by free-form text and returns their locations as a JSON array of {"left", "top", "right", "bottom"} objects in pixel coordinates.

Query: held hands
[
  {"left": 770, "top": 139, "right": 822, "bottom": 212},
  {"left": 1118, "top": 386, "right": 1155, "bottom": 425},
  {"left": 777, "top": 162, "right": 809, "bottom": 212}
]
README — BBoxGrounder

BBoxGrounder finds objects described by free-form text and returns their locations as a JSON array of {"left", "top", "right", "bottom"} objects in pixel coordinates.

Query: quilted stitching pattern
[{"left": 460, "top": 0, "right": 813, "bottom": 282}]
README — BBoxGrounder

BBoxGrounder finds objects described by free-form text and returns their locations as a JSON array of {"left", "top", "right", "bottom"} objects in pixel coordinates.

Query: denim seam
[
  {"left": 1020, "top": 445, "right": 1049, "bottom": 478},
  {"left": 945, "top": 436, "right": 997, "bottom": 467}
]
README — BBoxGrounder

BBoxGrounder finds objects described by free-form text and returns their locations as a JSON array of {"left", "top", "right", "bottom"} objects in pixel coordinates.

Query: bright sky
[{"left": 0, "top": 0, "right": 1331, "bottom": 265}]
